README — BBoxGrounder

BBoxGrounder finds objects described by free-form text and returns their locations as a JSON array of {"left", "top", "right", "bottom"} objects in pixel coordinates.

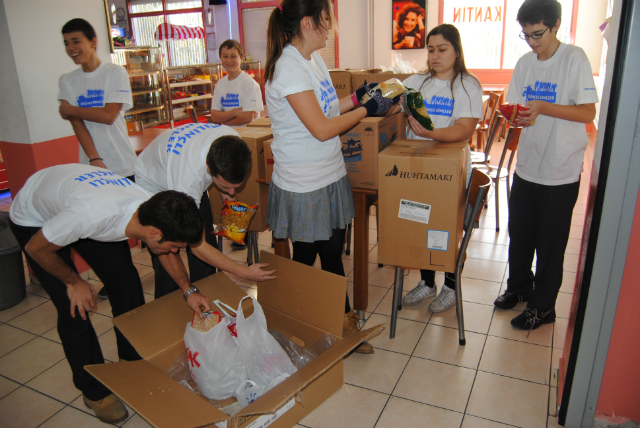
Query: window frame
[
  {"left": 437, "top": 0, "right": 580, "bottom": 83},
  {"left": 126, "top": 0, "right": 208, "bottom": 67},
  {"left": 236, "top": 0, "right": 340, "bottom": 68}
]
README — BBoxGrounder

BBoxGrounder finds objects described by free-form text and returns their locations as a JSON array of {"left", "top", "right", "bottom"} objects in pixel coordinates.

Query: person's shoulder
[
  {"left": 102, "top": 62, "right": 128, "bottom": 75},
  {"left": 59, "top": 67, "right": 82, "bottom": 83},
  {"left": 459, "top": 73, "right": 482, "bottom": 90},
  {"left": 560, "top": 43, "right": 590, "bottom": 63},
  {"left": 403, "top": 72, "right": 429, "bottom": 88},
  {"left": 514, "top": 51, "right": 536, "bottom": 69}
]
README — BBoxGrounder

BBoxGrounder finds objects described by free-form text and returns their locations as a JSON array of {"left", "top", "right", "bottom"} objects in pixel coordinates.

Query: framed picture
[{"left": 392, "top": 0, "right": 426, "bottom": 50}]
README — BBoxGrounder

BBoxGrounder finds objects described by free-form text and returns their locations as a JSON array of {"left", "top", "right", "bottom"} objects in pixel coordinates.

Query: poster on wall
[{"left": 392, "top": 0, "right": 426, "bottom": 50}]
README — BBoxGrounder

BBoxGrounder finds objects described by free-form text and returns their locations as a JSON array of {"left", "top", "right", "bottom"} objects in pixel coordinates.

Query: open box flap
[
  {"left": 234, "top": 324, "right": 384, "bottom": 419},
  {"left": 257, "top": 252, "right": 346, "bottom": 337},
  {"left": 113, "top": 290, "right": 194, "bottom": 360},
  {"left": 86, "top": 361, "right": 228, "bottom": 428}
]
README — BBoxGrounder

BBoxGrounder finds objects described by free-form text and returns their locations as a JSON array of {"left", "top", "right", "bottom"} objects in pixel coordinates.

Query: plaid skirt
[{"left": 266, "top": 175, "right": 355, "bottom": 243}]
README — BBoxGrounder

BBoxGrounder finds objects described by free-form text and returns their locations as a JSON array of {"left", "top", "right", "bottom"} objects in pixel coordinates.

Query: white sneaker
[
  {"left": 402, "top": 280, "right": 436, "bottom": 306},
  {"left": 428, "top": 286, "right": 456, "bottom": 313}
]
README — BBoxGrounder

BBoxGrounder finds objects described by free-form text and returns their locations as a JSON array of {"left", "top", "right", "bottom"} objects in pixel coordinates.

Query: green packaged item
[{"left": 403, "top": 87, "right": 434, "bottom": 130}]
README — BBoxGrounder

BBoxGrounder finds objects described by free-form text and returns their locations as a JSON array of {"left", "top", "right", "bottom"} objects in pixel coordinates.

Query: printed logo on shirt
[
  {"left": 77, "top": 89, "right": 105, "bottom": 107},
  {"left": 319, "top": 79, "right": 338, "bottom": 115},
  {"left": 117, "top": 89, "right": 131, "bottom": 93},
  {"left": 522, "top": 81, "right": 558, "bottom": 103},
  {"left": 74, "top": 170, "right": 133, "bottom": 188},
  {"left": 221, "top": 93, "right": 240, "bottom": 108},
  {"left": 166, "top": 123, "right": 221, "bottom": 155},
  {"left": 585, "top": 88, "right": 596, "bottom": 91},
  {"left": 424, "top": 96, "right": 454, "bottom": 117}
]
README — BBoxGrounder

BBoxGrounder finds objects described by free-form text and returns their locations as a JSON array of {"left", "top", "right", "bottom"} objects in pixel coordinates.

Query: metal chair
[
  {"left": 388, "top": 168, "right": 492, "bottom": 344},
  {"left": 471, "top": 110, "right": 503, "bottom": 166},
  {"left": 470, "top": 92, "right": 500, "bottom": 155}
]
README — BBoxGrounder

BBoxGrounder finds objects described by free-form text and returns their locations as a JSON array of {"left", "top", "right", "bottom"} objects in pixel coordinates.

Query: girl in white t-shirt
[
  {"left": 389, "top": 24, "right": 483, "bottom": 314},
  {"left": 210, "top": 40, "right": 264, "bottom": 127},
  {"left": 264, "top": 0, "right": 398, "bottom": 354}
]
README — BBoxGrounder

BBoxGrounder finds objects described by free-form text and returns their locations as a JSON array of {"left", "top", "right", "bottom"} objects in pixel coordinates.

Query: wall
[
  {"left": 575, "top": 0, "right": 608, "bottom": 74},
  {"left": 596, "top": 186, "right": 640, "bottom": 422},
  {"left": 210, "top": 0, "right": 239, "bottom": 63}
]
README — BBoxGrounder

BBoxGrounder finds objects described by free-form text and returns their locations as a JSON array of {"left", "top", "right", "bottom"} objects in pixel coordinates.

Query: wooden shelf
[
  {"left": 129, "top": 71, "right": 160, "bottom": 77},
  {"left": 171, "top": 94, "right": 212, "bottom": 104},
  {"left": 169, "top": 80, "right": 212, "bottom": 88},
  {"left": 125, "top": 105, "right": 165, "bottom": 115},
  {"left": 132, "top": 88, "right": 162, "bottom": 96}
]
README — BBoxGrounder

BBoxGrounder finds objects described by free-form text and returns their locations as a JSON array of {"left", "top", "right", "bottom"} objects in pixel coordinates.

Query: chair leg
[
  {"left": 345, "top": 223, "right": 352, "bottom": 256},
  {"left": 217, "top": 235, "right": 224, "bottom": 252},
  {"left": 246, "top": 232, "right": 254, "bottom": 265},
  {"left": 455, "top": 268, "right": 466, "bottom": 346},
  {"left": 376, "top": 204, "right": 383, "bottom": 267},
  {"left": 252, "top": 232, "right": 260, "bottom": 264},
  {"left": 390, "top": 267, "right": 404, "bottom": 339},
  {"left": 495, "top": 177, "right": 500, "bottom": 232}
]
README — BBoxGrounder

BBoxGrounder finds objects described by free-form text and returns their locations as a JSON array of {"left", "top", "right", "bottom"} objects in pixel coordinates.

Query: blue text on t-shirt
[
  {"left": 77, "top": 89, "right": 105, "bottom": 107},
  {"left": 166, "top": 123, "right": 221, "bottom": 155},
  {"left": 74, "top": 170, "right": 133, "bottom": 188},
  {"left": 319, "top": 79, "right": 338, "bottom": 115},
  {"left": 221, "top": 93, "right": 240, "bottom": 108},
  {"left": 522, "top": 81, "right": 558, "bottom": 103},
  {"left": 424, "top": 95, "right": 454, "bottom": 117}
]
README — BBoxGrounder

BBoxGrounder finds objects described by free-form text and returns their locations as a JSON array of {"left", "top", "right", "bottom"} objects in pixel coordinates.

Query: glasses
[{"left": 519, "top": 27, "right": 549, "bottom": 40}]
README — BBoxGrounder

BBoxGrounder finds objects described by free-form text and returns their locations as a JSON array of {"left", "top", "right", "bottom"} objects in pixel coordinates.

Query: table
[{"left": 129, "top": 128, "right": 168, "bottom": 155}]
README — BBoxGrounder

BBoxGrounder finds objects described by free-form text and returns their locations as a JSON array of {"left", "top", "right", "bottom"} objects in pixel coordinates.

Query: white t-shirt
[
  {"left": 506, "top": 43, "right": 598, "bottom": 185},
  {"left": 134, "top": 123, "right": 240, "bottom": 206},
  {"left": 402, "top": 73, "right": 483, "bottom": 184},
  {"left": 10, "top": 164, "right": 150, "bottom": 247},
  {"left": 212, "top": 71, "right": 264, "bottom": 116},
  {"left": 265, "top": 45, "right": 345, "bottom": 193},
  {"left": 58, "top": 62, "right": 137, "bottom": 177}
]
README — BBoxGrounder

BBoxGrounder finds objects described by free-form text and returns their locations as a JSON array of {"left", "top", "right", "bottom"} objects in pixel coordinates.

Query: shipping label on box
[
  {"left": 377, "top": 140, "right": 468, "bottom": 272},
  {"left": 340, "top": 113, "right": 406, "bottom": 190}
]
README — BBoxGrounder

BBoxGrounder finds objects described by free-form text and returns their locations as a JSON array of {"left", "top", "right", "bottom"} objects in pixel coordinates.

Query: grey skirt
[{"left": 266, "top": 174, "right": 356, "bottom": 243}]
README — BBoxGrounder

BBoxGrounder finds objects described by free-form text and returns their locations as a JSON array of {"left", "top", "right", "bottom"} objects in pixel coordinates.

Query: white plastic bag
[
  {"left": 235, "top": 296, "right": 297, "bottom": 405},
  {"left": 183, "top": 302, "right": 246, "bottom": 400}
]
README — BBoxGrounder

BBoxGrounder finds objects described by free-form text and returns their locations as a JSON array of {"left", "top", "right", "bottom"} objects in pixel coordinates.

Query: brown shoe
[
  {"left": 83, "top": 393, "right": 129, "bottom": 424},
  {"left": 343, "top": 310, "right": 374, "bottom": 354}
]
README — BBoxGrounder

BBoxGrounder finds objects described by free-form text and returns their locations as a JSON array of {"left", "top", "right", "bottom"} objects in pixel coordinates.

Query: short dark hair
[
  {"left": 138, "top": 191, "right": 203, "bottom": 245},
  {"left": 219, "top": 39, "right": 244, "bottom": 59},
  {"left": 206, "top": 135, "right": 252, "bottom": 185},
  {"left": 517, "top": 0, "right": 562, "bottom": 28},
  {"left": 62, "top": 18, "right": 97, "bottom": 40}
]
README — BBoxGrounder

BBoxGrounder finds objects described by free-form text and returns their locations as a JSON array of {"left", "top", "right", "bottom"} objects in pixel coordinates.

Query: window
[
  {"left": 126, "top": 0, "right": 207, "bottom": 67},
  {"left": 440, "top": 0, "right": 575, "bottom": 74}
]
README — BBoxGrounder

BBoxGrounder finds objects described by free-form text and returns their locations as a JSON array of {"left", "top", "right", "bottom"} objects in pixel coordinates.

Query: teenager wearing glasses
[{"left": 493, "top": 0, "right": 598, "bottom": 331}]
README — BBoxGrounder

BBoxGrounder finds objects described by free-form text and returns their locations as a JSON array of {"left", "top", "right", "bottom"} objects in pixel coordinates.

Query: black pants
[
  {"left": 292, "top": 228, "right": 351, "bottom": 313},
  {"left": 507, "top": 173, "right": 580, "bottom": 311},
  {"left": 10, "top": 221, "right": 144, "bottom": 401},
  {"left": 152, "top": 191, "right": 217, "bottom": 299},
  {"left": 420, "top": 268, "right": 459, "bottom": 291}
]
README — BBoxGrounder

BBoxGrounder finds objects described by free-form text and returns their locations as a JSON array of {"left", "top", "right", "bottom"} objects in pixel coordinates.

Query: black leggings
[
  {"left": 292, "top": 228, "right": 351, "bottom": 313},
  {"left": 420, "top": 266, "right": 464, "bottom": 291}
]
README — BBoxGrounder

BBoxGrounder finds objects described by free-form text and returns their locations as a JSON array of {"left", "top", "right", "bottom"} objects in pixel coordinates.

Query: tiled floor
[{"left": 0, "top": 134, "right": 593, "bottom": 427}]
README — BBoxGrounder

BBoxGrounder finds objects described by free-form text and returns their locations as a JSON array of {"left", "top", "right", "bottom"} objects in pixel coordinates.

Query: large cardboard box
[
  {"left": 377, "top": 140, "right": 469, "bottom": 272},
  {"left": 263, "top": 138, "right": 274, "bottom": 184},
  {"left": 209, "top": 127, "right": 272, "bottom": 232},
  {"left": 340, "top": 113, "right": 406, "bottom": 190},
  {"left": 328, "top": 69, "right": 352, "bottom": 99},
  {"left": 246, "top": 117, "right": 271, "bottom": 128},
  {"left": 86, "top": 252, "right": 383, "bottom": 428},
  {"left": 350, "top": 69, "right": 413, "bottom": 92}
]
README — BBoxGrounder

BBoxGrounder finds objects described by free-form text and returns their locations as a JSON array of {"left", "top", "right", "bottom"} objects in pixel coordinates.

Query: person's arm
[
  {"left": 209, "top": 107, "right": 242, "bottom": 124},
  {"left": 156, "top": 251, "right": 211, "bottom": 316},
  {"left": 68, "top": 117, "right": 107, "bottom": 169},
  {"left": 408, "top": 116, "right": 479, "bottom": 142},
  {"left": 517, "top": 101, "right": 596, "bottom": 126},
  {"left": 60, "top": 100, "right": 123, "bottom": 125},
  {"left": 223, "top": 110, "right": 258, "bottom": 126},
  {"left": 24, "top": 230, "right": 96, "bottom": 320}
]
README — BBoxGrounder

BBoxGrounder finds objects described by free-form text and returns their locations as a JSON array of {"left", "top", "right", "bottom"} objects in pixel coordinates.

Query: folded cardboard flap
[
  {"left": 257, "top": 252, "right": 345, "bottom": 337},
  {"left": 86, "top": 361, "right": 228, "bottom": 428},
  {"left": 234, "top": 324, "right": 384, "bottom": 419}
]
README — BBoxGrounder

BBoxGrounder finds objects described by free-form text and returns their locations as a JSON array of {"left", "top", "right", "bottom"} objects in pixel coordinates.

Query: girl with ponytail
[{"left": 264, "top": 0, "right": 397, "bottom": 354}]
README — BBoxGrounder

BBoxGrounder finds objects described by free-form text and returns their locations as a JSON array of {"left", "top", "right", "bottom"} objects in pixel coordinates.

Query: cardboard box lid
[
  {"left": 233, "top": 126, "right": 273, "bottom": 139},
  {"left": 257, "top": 252, "right": 346, "bottom": 337},
  {"left": 381, "top": 139, "right": 468, "bottom": 160}
]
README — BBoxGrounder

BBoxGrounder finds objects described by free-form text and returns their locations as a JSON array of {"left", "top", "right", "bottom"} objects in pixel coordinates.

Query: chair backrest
[
  {"left": 464, "top": 168, "right": 492, "bottom": 229},
  {"left": 127, "top": 120, "right": 143, "bottom": 135},
  {"left": 483, "top": 92, "right": 500, "bottom": 127},
  {"left": 482, "top": 113, "right": 504, "bottom": 157}
]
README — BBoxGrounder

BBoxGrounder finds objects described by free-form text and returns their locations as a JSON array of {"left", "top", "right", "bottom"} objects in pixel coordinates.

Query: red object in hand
[{"left": 498, "top": 103, "right": 535, "bottom": 127}]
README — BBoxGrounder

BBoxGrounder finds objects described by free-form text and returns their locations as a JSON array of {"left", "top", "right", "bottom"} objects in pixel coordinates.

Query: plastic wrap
[
  {"left": 213, "top": 201, "right": 258, "bottom": 245},
  {"left": 498, "top": 103, "right": 535, "bottom": 127},
  {"left": 360, "top": 78, "right": 406, "bottom": 104},
  {"left": 403, "top": 87, "right": 434, "bottom": 130}
]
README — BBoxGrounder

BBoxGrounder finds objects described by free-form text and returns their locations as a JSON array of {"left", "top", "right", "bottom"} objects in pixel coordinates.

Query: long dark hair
[
  {"left": 419, "top": 24, "right": 480, "bottom": 104},
  {"left": 265, "top": 0, "right": 334, "bottom": 83}
]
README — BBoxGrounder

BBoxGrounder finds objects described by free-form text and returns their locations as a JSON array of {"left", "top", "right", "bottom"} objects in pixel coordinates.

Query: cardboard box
[
  {"left": 263, "top": 138, "right": 274, "bottom": 184},
  {"left": 328, "top": 69, "right": 352, "bottom": 99},
  {"left": 350, "top": 69, "right": 413, "bottom": 93},
  {"left": 86, "top": 252, "right": 383, "bottom": 428},
  {"left": 246, "top": 117, "right": 271, "bottom": 128},
  {"left": 377, "top": 140, "right": 469, "bottom": 272},
  {"left": 340, "top": 113, "right": 406, "bottom": 190},
  {"left": 209, "top": 127, "right": 272, "bottom": 232}
]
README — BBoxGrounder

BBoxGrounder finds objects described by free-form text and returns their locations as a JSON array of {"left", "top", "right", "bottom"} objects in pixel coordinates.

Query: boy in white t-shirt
[
  {"left": 58, "top": 18, "right": 136, "bottom": 179},
  {"left": 493, "top": 0, "right": 598, "bottom": 331},
  {"left": 9, "top": 164, "right": 210, "bottom": 424},
  {"left": 209, "top": 40, "right": 264, "bottom": 127}
]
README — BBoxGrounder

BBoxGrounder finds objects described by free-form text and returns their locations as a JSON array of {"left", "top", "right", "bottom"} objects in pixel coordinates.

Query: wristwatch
[{"left": 183, "top": 285, "right": 200, "bottom": 301}]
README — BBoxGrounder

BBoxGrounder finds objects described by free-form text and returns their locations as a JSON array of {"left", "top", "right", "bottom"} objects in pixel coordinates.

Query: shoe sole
[
  {"left": 510, "top": 316, "right": 556, "bottom": 330},
  {"left": 402, "top": 292, "right": 437, "bottom": 306},
  {"left": 83, "top": 398, "right": 129, "bottom": 424},
  {"left": 429, "top": 304, "right": 456, "bottom": 313}
]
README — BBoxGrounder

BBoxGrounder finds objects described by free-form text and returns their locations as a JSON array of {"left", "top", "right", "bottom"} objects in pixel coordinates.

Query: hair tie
[{"left": 277, "top": 4, "right": 283, "bottom": 11}]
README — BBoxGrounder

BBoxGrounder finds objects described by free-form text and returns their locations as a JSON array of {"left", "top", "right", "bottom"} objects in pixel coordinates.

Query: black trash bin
[{"left": 0, "top": 211, "right": 27, "bottom": 310}]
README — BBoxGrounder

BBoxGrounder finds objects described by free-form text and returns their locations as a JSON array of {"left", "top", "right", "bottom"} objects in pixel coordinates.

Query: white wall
[
  {"left": 1, "top": 0, "right": 112, "bottom": 145},
  {"left": 210, "top": 0, "right": 240, "bottom": 62},
  {"left": 575, "top": 0, "right": 608, "bottom": 74}
]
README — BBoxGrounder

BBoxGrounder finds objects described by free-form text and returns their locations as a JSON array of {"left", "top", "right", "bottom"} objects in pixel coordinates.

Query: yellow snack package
[
  {"left": 360, "top": 78, "right": 406, "bottom": 104},
  {"left": 213, "top": 201, "right": 258, "bottom": 245}
]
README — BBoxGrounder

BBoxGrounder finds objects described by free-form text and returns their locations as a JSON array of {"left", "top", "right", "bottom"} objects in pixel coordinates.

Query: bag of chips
[
  {"left": 498, "top": 103, "right": 535, "bottom": 127},
  {"left": 360, "top": 78, "right": 406, "bottom": 104},
  {"left": 403, "top": 87, "right": 434, "bottom": 130},
  {"left": 213, "top": 201, "right": 258, "bottom": 245}
]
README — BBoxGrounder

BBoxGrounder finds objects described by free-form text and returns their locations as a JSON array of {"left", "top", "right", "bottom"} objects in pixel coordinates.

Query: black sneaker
[
  {"left": 494, "top": 290, "right": 529, "bottom": 309},
  {"left": 510, "top": 307, "right": 556, "bottom": 334},
  {"left": 98, "top": 287, "right": 108, "bottom": 300},
  {"left": 231, "top": 242, "right": 247, "bottom": 250}
]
